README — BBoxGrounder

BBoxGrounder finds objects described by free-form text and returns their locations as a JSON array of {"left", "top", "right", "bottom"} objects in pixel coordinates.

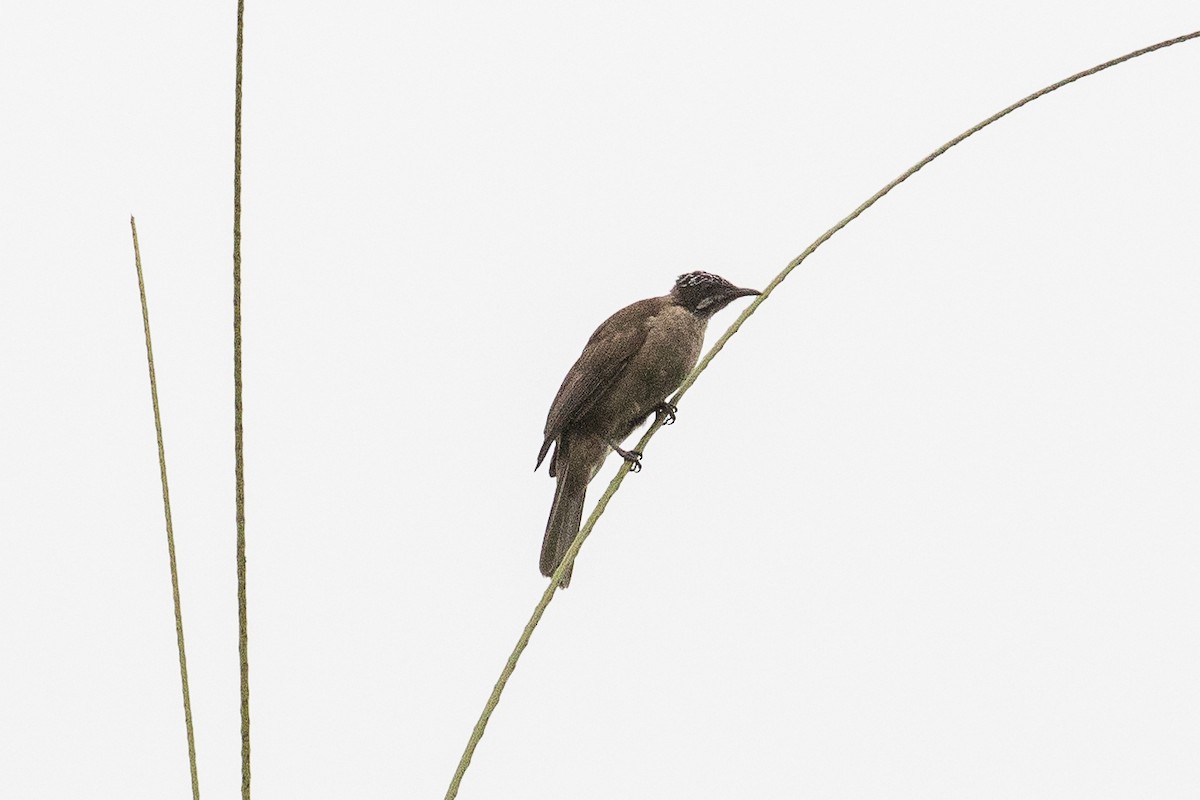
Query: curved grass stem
[{"left": 444, "top": 29, "right": 1200, "bottom": 800}]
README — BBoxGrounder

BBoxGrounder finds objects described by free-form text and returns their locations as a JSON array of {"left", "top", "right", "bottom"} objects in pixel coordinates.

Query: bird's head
[{"left": 670, "top": 271, "right": 761, "bottom": 318}]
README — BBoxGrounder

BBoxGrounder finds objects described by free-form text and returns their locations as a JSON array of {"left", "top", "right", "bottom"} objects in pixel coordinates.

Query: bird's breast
[
  {"left": 641, "top": 305, "right": 705, "bottom": 378},
  {"left": 618, "top": 305, "right": 705, "bottom": 414}
]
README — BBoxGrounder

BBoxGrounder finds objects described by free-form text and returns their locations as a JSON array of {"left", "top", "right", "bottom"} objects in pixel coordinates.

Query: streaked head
[{"left": 670, "top": 271, "right": 760, "bottom": 318}]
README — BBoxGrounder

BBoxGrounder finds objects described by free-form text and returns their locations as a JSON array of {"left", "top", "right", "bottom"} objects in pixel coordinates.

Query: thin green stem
[
  {"left": 445, "top": 29, "right": 1200, "bottom": 799},
  {"left": 674, "top": 29, "right": 1200, "bottom": 407},
  {"left": 444, "top": 464, "right": 636, "bottom": 799},
  {"left": 130, "top": 216, "right": 201, "bottom": 800},
  {"left": 232, "top": 1, "right": 250, "bottom": 798}
]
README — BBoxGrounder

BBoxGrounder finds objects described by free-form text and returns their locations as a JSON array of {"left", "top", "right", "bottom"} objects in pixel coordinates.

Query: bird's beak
[{"left": 730, "top": 286, "right": 761, "bottom": 299}]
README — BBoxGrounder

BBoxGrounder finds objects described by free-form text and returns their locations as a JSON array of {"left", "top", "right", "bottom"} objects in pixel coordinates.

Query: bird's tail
[{"left": 539, "top": 435, "right": 596, "bottom": 588}]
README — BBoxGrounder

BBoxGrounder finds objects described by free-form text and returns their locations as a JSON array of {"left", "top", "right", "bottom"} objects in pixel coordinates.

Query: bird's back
[
  {"left": 539, "top": 296, "right": 668, "bottom": 468},
  {"left": 583, "top": 301, "right": 705, "bottom": 442}
]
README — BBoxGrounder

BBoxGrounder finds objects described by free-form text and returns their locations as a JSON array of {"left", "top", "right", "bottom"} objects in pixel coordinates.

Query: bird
[{"left": 535, "top": 271, "right": 760, "bottom": 587}]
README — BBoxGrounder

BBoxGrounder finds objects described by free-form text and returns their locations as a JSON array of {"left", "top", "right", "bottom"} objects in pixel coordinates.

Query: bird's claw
[
  {"left": 609, "top": 442, "right": 644, "bottom": 473},
  {"left": 655, "top": 402, "right": 677, "bottom": 426}
]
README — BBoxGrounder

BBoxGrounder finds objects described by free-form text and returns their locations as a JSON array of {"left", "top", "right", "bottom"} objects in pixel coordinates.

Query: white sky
[{"left": 2, "top": 3, "right": 1198, "bottom": 798}]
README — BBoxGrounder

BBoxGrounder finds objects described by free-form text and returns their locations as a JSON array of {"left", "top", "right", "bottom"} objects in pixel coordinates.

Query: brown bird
[{"left": 535, "top": 271, "right": 760, "bottom": 587}]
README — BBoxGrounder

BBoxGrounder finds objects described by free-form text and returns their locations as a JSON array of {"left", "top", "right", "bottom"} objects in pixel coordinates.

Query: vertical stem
[
  {"left": 232, "top": 1, "right": 250, "bottom": 798},
  {"left": 130, "top": 217, "right": 202, "bottom": 800}
]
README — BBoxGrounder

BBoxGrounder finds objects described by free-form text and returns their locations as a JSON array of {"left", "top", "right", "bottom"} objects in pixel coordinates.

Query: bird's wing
[{"left": 536, "top": 298, "right": 658, "bottom": 470}]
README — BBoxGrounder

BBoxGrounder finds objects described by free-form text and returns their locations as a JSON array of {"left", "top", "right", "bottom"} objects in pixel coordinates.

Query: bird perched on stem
[{"left": 536, "top": 271, "right": 760, "bottom": 587}]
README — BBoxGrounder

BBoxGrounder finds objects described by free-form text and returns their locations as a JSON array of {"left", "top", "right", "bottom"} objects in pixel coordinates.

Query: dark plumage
[{"left": 536, "top": 271, "right": 760, "bottom": 587}]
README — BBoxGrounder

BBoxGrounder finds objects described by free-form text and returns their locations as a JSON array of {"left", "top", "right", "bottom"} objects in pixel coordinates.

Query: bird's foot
[
  {"left": 654, "top": 402, "right": 678, "bottom": 426},
  {"left": 609, "top": 442, "right": 643, "bottom": 473}
]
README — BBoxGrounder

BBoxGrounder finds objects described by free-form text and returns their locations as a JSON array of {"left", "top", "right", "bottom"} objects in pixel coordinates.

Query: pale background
[{"left": 2, "top": 3, "right": 1198, "bottom": 798}]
